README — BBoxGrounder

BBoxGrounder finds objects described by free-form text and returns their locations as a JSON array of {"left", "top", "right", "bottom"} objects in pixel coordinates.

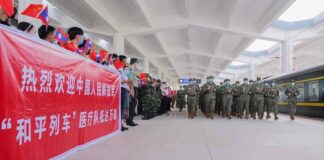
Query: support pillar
[
  {"left": 280, "top": 31, "right": 293, "bottom": 73},
  {"left": 248, "top": 61, "right": 256, "bottom": 81},
  {"left": 143, "top": 57, "right": 149, "bottom": 73},
  {"left": 113, "top": 34, "right": 124, "bottom": 55}
]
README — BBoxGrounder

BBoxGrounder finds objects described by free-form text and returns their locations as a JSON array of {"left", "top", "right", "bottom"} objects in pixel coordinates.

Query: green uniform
[
  {"left": 185, "top": 83, "right": 200, "bottom": 118},
  {"left": 285, "top": 85, "right": 300, "bottom": 119},
  {"left": 142, "top": 82, "right": 155, "bottom": 119},
  {"left": 153, "top": 86, "right": 162, "bottom": 116},
  {"left": 215, "top": 85, "right": 221, "bottom": 115},
  {"left": 252, "top": 82, "right": 265, "bottom": 119},
  {"left": 176, "top": 89, "right": 186, "bottom": 112},
  {"left": 264, "top": 85, "right": 280, "bottom": 119},
  {"left": 222, "top": 84, "right": 233, "bottom": 118},
  {"left": 201, "top": 82, "right": 217, "bottom": 117},
  {"left": 232, "top": 84, "right": 241, "bottom": 116},
  {"left": 239, "top": 83, "right": 251, "bottom": 119}
]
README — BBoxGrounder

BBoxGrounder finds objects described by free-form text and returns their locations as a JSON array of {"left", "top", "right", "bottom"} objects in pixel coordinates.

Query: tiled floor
[{"left": 65, "top": 109, "right": 324, "bottom": 160}]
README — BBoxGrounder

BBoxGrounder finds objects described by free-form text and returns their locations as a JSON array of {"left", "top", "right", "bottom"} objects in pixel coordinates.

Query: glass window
[
  {"left": 279, "top": 86, "right": 287, "bottom": 101},
  {"left": 309, "top": 81, "right": 319, "bottom": 101},
  {"left": 296, "top": 83, "right": 304, "bottom": 101}
]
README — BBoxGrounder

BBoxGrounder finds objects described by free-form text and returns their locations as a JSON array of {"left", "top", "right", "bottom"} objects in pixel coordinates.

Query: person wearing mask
[
  {"left": 251, "top": 77, "right": 265, "bottom": 120},
  {"left": 201, "top": 76, "right": 217, "bottom": 119},
  {"left": 264, "top": 81, "right": 280, "bottom": 120},
  {"left": 17, "top": 21, "right": 35, "bottom": 35},
  {"left": 125, "top": 58, "right": 139, "bottom": 126},
  {"left": 65, "top": 27, "right": 84, "bottom": 52},
  {"left": 239, "top": 78, "right": 251, "bottom": 119},
  {"left": 0, "top": 1, "right": 14, "bottom": 26},
  {"left": 222, "top": 79, "right": 233, "bottom": 119},
  {"left": 38, "top": 25, "right": 56, "bottom": 43},
  {"left": 118, "top": 55, "right": 133, "bottom": 131},
  {"left": 160, "top": 82, "right": 169, "bottom": 114},
  {"left": 184, "top": 78, "right": 200, "bottom": 119},
  {"left": 285, "top": 80, "right": 300, "bottom": 120}
]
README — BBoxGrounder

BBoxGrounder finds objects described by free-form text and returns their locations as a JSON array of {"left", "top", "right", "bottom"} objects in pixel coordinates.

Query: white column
[
  {"left": 248, "top": 61, "right": 256, "bottom": 81},
  {"left": 158, "top": 70, "right": 162, "bottom": 80},
  {"left": 18, "top": 0, "right": 43, "bottom": 29},
  {"left": 113, "top": 34, "right": 124, "bottom": 55},
  {"left": 280, "top": 31, "right": 293, "bottom": 73},
  {"left": 143, "top": 57, "right": 149, "bottom": 73}
]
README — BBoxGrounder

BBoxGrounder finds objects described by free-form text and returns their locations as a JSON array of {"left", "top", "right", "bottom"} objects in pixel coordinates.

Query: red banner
[{"left": 0, "top": 26, "right": 121, "bottom": 160}]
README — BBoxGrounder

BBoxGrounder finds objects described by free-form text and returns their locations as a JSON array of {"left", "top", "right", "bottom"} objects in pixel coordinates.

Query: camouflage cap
[
  {"left": 243, "top": 77, "right": 248, "bottom": 81},
  {"left": 257, "top": 77, "right": 262, "bottom": 81}
]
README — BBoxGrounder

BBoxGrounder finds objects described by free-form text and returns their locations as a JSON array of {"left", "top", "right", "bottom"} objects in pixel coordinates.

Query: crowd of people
[
  {"left": 0, "top": 4, "right": 179, "bottom": 132},
  {"left": 177, "top": 76, "right": 300, "bottom": 121}
]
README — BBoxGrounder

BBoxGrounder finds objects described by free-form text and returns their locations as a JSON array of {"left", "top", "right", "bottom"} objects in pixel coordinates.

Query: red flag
[
  {"left": 99, "top": 49, "right": 108, "bottom": 62},
  {"left": 89, "top": 49, "right": 97, "bottom": 62},
  {"left": 0, "top": 0, "right": 14, "bottom": 16},
  {"left": 114, "top": 58, "right": 125, "bottom": 70},
  {"left": 21, "top": 4, "right": 43, "bottom": 18}
]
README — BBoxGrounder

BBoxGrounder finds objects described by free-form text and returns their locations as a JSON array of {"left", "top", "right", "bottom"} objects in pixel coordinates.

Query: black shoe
[
  {"left": 121, "top": 126, "right": 128, "bottom": 131},
  {"left": 127, "top": 122, "right": 138, "bottom": 126}
]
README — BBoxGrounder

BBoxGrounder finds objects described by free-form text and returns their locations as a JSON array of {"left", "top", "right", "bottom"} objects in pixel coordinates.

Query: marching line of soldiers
[{"left": 180, "top": 76, "right": 300, "bottom": 121}]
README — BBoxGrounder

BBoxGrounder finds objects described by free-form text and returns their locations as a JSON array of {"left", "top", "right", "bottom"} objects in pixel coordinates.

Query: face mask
[
  {"left": 244, "top": 80, "right": 248, "bottom": 84},
  {"left": 272, "top": 83, "right": 276, "bottom": 86},
  {"left": 257, "top": 80, "right": 261, "bottom": 83},
  {"left": 291, "top": 82, "right": 296, "bottom": 86},
  {"left": 236, "top": 83, "right": 239, "bottom": 86},
  {"left": 208, "top": 79, "right": 213, "bottom": 83},
  {"left": 78, "top": 35, "right": 84, "bottom": 45},
  {"left": 226, "top": 81, "right": 230, "bottom": 85},
  {"left": 124, "top": 69, "right": 130, "bottom": 76}
]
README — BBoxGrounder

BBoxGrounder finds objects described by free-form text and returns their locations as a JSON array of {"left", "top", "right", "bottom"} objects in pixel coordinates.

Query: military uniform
[
  {"left": 264, "top": 83, "right": 280, "bottom": 120},
  {"left": 239, "top": 79, "right": 251, "bottom": 119},
  {"left": 201, "top": 77, "right": 217, "bottom": 119},
  {"left": 142, "top": 82, "right": 155, "bottom": 119},
  {"left": 252, "top": 78, "right": 265, "bottom": 120},
  {"left": 222, "top": 79, "right": 233, "bottom": 119},
  {"left": 232, "top": 81, "right": 241, "bottom": 117},
  {"left": 184, "top": 80, "right": 200, "bottom": 119},
  {"left": 176, "top": 88, "right": 186, "bottom": 112},
  {"left": 249, "top": 80, "right": 255, "bottom": 118},
  {"left": 215, "top": 84, "right": 221, "bottom": 115},
  {"left": 285, "top": 81, "right": 300, "bottom": 120}
]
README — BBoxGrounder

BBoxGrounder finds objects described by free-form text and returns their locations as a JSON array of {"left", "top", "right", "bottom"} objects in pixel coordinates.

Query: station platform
[{"left": 65, "top": 109, "right": 324, "bottom": 160}]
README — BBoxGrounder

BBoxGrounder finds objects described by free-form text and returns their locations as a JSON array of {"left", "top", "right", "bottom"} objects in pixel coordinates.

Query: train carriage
[{"left": 266, "top": 64, "right": 324, "bottom": 118}]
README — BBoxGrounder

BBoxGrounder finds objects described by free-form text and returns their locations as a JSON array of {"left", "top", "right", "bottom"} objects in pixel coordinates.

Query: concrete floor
[{"left": 65, "top": 109, "right": 324, "bottom": 160}]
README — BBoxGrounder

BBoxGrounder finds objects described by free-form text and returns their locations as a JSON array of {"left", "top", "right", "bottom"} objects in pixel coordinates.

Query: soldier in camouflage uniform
[
  {"left": 152, "top": 79, "right": 162, "bottom": 117},
  {"left": 176, "top": 86, "right": 186, "bottom": 112},
  {"left": 184, "top": 78, "right": 200, "bottom": 119},
  {"left": 249, "top": 80, "right": 255, "bottom": 118},
  {"left": 232, "top": 81, "right": 241, "bottom": 117},
  {"left": 222, "top": 79, "right": 233, "bottom": 119},
  {"left": 285, "top": 80, "right": 300, "bottom": 120},
  {"left": 141, "top": 75, "right": 155, "bottom": 120},
  {"left": 252, "top": 77, "right": 265, "bottom": 120},
  {"left": 201, "top": 76, "right": 217, "bottom": 119},
  {"left": 264, "top": 81, "right": 280, "bottom": 120},
  {"left": 215, "top": 82, "right": 223, "bottom": 116},
  {"left": 239, "top": 78, "right": 251, "bottom": 119}
]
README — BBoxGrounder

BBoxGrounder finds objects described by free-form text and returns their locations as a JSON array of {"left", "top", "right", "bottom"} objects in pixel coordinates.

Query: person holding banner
[
  {"left": 38, "top": 25, "right": 56, "bottom": 43},
  {"left": 65, "top": 27, "right": 84, "bottom": 53}
]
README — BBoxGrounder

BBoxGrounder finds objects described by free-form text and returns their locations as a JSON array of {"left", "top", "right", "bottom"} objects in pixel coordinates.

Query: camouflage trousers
[
  {"left": 187, "top": 96, "right": 198, "bottom": 114},
  {"left": 239, "top": 94, "right": 250, "bottom": 118},
  {"left": 204, "top": 95, "right": 216, "bottom": 113},
  {"left": 222, "top": 94, "right": 233, "bottom": 115},
  {"left": 288, "top": 98, "right": 297, "bottom": 118},
  {"left": 142, "top": 97, "right": 154, "bottom": 118},
  {"left": 253, "top": 94, "right": 264, "bottom": 118}
]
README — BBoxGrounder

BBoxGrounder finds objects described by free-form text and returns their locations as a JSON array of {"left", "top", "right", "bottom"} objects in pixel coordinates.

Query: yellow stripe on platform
[
  {"left": 278, "top": 102, "right": 324, "bottom": 107},
  {"left": 280, "top": 76, "right": 324, "bottom": 86}
]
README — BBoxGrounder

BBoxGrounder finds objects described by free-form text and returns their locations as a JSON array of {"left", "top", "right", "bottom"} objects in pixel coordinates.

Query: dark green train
[{"left": 266, "top": 64, "right": 324, "bottom": 118}]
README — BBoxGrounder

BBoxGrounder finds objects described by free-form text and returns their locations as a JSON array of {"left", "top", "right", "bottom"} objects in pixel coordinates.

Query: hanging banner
[{"left": 0, "top": 26, "right": 120, "bottom": 160}]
